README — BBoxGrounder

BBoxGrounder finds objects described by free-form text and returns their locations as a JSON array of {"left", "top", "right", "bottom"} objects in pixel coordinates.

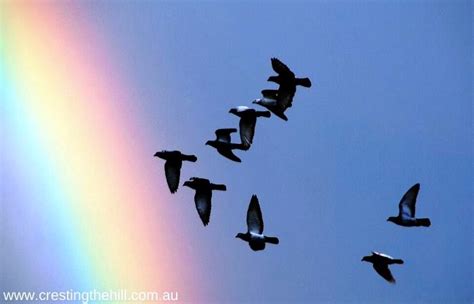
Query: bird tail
[
  {"left": 232, "top": 143, "right": 250, "bottom": 151},
  {"left": 264, "top": 236, "right": 279, "bottom": 245},
  {"left": 182, "top": 154, "right": 197, "bottom": 162},
  {"left": 256, "top": 111, "right": 271, "bottom": 118},
  {"left": 211, "top": 183, "right": 227, "bottom": 191},
  {"left": 416, "top": 218, "right": 431, "bottom": 227},
  {"left": 392, "top": 259, "right": 404, "bottom": 265},
  {"left": 296, "top": 77, "right": 312, "bottom": 88}
]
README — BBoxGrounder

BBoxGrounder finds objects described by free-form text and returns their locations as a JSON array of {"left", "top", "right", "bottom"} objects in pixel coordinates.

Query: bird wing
[
  {"left": 247, "top": 195, "right": 264, "bottom": 234},
  {"left": 398, "top": 183, "right": 420, "bottom": 218},
  {"left": 372, "top": 251, "right": 394, "bottom": 261},
  {"left": 373, "top": 264, "right": 396, "bottom": 283},
  {"left": 210, "top": 183, "right": 227, "bottom": 191},
  {"left": 215, "top": 128, "right": 237, "bottom": 143},
  {"left": 218, "top": 147, "right": 242, "bottom": 162},
  {"left": 180, "top": 153, "right": 197, "bottom": 162},
  {"left": 271, "top": 58, "right": 293, "bottom": 77},
  {"left": 164, "top": 160, "right": 181, "bottom": 194},
  {"left": 276, "top": 89, "right": 295, "bottom": 109},
  {"left": 239, "top": 116, "right": 256, "bottom": 147},
  {"left": 194, "top": 189, "right": 212, "bottom": 226}
]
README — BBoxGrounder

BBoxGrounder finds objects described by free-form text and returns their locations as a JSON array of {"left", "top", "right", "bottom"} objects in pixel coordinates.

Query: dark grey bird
[
  {"left": 182, "top": 177, "right": 226, "bottom": 226},
  {"left": 236, "top": 195, "right": 279, "bottom": 251},
  {"left": 267, "top": 57, "right": 312, "bottom": 92},
  {"left": 361, "top": 251, "right": 404, "bottom": 284},
  {"left": 206, "top": 128, "right": 248, "bottom": 162},
  {"left": 387, "top": 183, "right": 431, "bottom": 227},
  {"left": 229, "top": 106, "right": 271, "bottom": 148},
  {"left": 252, "top": 93, "right": 289, "bottom": 121},
  {"left": 260, "top": 57, "right": 311, "bottom": 108},
  {"left": 154, "top": 150, "right": 197, "bottom": 193}
]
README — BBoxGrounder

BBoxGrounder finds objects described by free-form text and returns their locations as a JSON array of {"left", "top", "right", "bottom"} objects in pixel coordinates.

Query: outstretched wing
[
  {"left": 210, "top": 183, "right": 227, "bottom": 191},
  {"left": 271, "top": 58, "right": 293, "bottom": 77},
  {"left": 215, "top": 128, "right": 237, "bottom": 143},
  {"left": 247, "top": 195, "right": 264, "bottom": 234},
  {"left": 373, "top": 264, "right": 396, "bottom": 283},
  {"left": 239, "top": 116, "right": 256, "bottom": 147},
  {"left": 164, "top": 160, "right": 181, "bottom": 193},
  {"left": 217, "top": 147, "right": 242, "bottom": 162},
  {"left": 398, "top": 183, "right": 420, "bottom": 218},
  {"left": 194, "top": 189, "right": 212, "bottom": 226}
]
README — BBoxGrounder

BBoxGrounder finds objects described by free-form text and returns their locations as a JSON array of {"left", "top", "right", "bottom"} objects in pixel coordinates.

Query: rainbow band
[{"left": 2, "top": 2, "right": 201, "bottom": 299}]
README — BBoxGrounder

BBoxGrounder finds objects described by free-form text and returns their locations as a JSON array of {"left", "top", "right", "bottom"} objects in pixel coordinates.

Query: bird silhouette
[
  {"left": 252, "top": 93, "right": 289, "bottom": 121},
  {"left": 362, "top": 251, "right": 404, "bottom": 284},
  {"left": 206, "top": 128, "right": 248, "bottom": 162},
  {"left": 183, "top": 177, "right": 226, "bottom": 226},
  {"left": 154, "top": 150, "right": 197, "bottom": 193},
  {"left": 387, "top": 183, "right": 431, "bottom": 227},
  {"left": 229, "top": 106, "right": 271, "bottom": 148},
  {"left": 264, "top": 57, "right": 311, "bottom": 105},
  {"left": 236, "top": 195, "right": 279, "bottom": 251}
]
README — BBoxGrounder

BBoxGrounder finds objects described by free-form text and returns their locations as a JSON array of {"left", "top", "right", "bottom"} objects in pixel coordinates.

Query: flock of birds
[{"left": 154, "top": 58, "right": 432, "bottom": 284}]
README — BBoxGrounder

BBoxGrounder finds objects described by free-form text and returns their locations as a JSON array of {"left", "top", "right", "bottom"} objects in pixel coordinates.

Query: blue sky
[
  {"left": 90, "top": 1, "right": 472, "bottom": 302},
  {"left": 5, "top": 1, "right": 471, "bottom": 303}
]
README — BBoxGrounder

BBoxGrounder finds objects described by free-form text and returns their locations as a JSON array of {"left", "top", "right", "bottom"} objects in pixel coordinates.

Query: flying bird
[
  {"left": 262, "top": 57, "right": 312, "bottom": 108},
  {"left": 183, "top": 177, "right": 227, "bottom": 226},
  {"left": 387, "top": 183, "right": 431, "bottom": 227},
  {"left": 229, "top": 106, "right": 271, "bottom": 148},
  {"left": 268, "top": 57, "right": 312, "bottom": 90},
  {"left": 361, "top": 251, "right": 404, "bottom": 284},
  {"left": 252, "top": 93, "right": 289, "bottom": 121},
  {"left": 154, "top": 150, "right": 197, "bottom": 193},
  {"left": 206, "top": 128, "right": 248, "bottom": 162},
  {"left": 236, "top": 195, "right": 279, "bottom": 251}
]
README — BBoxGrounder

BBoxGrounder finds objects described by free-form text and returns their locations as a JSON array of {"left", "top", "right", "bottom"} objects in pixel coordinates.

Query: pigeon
[
  {"left": 206, "top": 128, "right": 248, "bottom": 162},
  {"left": 387, "top": 183, "right": 431, "bottom": 227},
  {"left": 268, "top": 57, "right": 312, "bottom": 91},
  {"left": 236, "top": 195, "right": 279, "bottom": 251},
  {"left": 183, "top": 177, "right": 227, "bottom": 226},
  {"left": 262, "top": 57, "right": 312, "bottom": 108},
  {"left": 252, "top": 94, "right": 289, "bottom": 121},
  {"left": 229, "top": 106, "right": 271, "bottom": 148},
  {"left": 154, "top": 150, "right": 197, "bottom": 193},
  {"left": 361, "top": 251, "right": 404, "bottom": 284}
]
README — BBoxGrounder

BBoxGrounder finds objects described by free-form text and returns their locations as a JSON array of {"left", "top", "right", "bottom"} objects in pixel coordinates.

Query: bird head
[
  {"left": 361, "top": 256, "right": 369, "bottom": 262},
  {"left": 387, "top": 216, "right": 397, "bottom": 223},
  {"left": 153, "top": 151, "right": 166, "bottom": 159},
  {"left": 205, "top": 140, "right": 216, "bottom": 147},
  {"left": 235, "top": 233, "right": 246, "bottom": 240},
  {"left": 183, "top": 181, "right": 192, "bottom": 188},
  {"left": 229, "top": 108, "right": 238, "bottom": 115}
]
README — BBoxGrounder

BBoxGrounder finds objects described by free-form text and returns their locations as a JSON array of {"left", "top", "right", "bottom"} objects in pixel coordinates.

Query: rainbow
[{"left": 1, "top": 2, "right": 203, "bottom": 300}]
